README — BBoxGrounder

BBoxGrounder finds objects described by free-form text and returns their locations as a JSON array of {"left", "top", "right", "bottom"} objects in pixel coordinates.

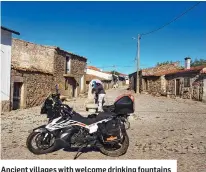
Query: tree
[
  {"left": 156, "top": 61, "right": 174, "bottom": 66},
  {"left": 191, "top": 58, "right": 206, "bottom": 67},
  {"left": 111, "top": 70, "right": 121, "bottom": 75}
]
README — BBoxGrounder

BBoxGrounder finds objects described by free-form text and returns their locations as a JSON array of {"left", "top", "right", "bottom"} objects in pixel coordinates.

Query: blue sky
[{"left": 1, "top": 1, "right": 206, "bottom": 74}]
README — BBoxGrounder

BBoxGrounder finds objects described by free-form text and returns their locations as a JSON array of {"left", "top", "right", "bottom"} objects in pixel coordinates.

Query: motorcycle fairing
[{"left": 45, "top": 112, "right": 116, "bottom": 134}]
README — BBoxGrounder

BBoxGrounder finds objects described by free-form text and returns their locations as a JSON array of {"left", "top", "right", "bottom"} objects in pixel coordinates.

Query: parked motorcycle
[{"left": 26, "top": 86, "right": 135, "bottom": 159}]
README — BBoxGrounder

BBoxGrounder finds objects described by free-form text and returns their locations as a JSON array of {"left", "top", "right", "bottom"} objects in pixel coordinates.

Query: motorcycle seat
[{"left": 71, "top": 112, "right": 115, "bottom": 125}]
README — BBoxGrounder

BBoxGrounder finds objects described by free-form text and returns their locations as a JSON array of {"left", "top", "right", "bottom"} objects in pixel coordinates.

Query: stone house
[
  {"left": 128, "top": 57, "right": 206, "bottom": 103},
  {"left": 1, "top": 26, "right": 20, "bottom": 112},
  {"left": 140, "top": 62, "right": 180, "bottom": 96},
  {"left": 165, "top": 58, "right": 206, "bottom": 102},
  {"left": 9, "top": 38, "right": 87, "bottom": 111},
  {"left": 128, "top": 62, "right": 180, "bottom": 94}
]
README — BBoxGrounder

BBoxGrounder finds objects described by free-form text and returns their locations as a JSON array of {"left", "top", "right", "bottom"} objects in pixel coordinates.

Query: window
[
  {"left": 66, "top": 55, "right": 71, "bottom": 74},
  {"left": 184, "top": 77, "right": 190, "bottom": 87}
]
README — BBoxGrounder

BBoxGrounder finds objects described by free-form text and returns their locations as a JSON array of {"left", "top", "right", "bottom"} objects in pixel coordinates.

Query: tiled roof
[
  {"left": 87, "top": 66, "right": 101, "bottom": 71},
  {"left": 57, "top": 47, "right": 87, "bottom": 60},
  {"left": 142, "top": 62, "right": 180, "bottom": 76},
  {"left": 164, "top": 65, "right": 206, "bottom": 76},
  {"left": 85, "top": 74, "right": 105, "bottom": 82},
  {"left": 119, "top": 73, "right": 128, "bottom": 76}
]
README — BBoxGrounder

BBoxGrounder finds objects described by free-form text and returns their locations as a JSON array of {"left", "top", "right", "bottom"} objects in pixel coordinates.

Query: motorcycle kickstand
[{"left": 73, "top": 144, "right": 88, "bottom": 160}]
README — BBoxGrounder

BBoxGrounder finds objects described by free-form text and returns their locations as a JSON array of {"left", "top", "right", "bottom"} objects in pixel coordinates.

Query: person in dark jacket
[{"left": 91, "top": 81, "right": 106, "bottom": 112}]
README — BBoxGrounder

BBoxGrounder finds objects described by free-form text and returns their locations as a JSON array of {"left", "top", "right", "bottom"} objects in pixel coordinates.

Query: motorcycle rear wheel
[
  {"left": 26, "top": 131, "right": 56, "bottom": 155},
  {"left": 99, "top": 133, "right": 129, "bottom": 157}
]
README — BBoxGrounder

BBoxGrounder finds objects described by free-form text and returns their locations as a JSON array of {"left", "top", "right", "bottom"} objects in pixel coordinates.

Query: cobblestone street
[{"left": 1, "top": 87, "right": 206, "bottom": 172}]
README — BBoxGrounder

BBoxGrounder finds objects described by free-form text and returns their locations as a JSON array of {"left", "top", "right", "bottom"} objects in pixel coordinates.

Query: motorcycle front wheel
[
  {"left": 99, "top": 133, "right": 129, "bottom": 157},
  {"left": 26, "top": 131, "right": 56, "bottom": 155}
]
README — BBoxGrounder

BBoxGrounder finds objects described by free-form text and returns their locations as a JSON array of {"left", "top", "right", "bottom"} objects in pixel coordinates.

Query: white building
[
  {"left": 1, "top": 26, "right": 20, "bottom": 112},
  {"left": 86, "top": 66, "right": 113, "bottom": 80}
]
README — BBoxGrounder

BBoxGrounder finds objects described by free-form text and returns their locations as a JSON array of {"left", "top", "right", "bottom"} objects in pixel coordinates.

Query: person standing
[{"left": 92, "top": 81, "right": 106, "bottom": 112}]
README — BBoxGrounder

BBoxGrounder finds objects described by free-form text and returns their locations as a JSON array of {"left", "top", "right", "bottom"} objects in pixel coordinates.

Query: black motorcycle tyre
[
  {"left": 26, "top": 131, "right": 57, "bottom": 155},
  {"left": 99, "top": 132, "right": 129, "bottom": 157}
]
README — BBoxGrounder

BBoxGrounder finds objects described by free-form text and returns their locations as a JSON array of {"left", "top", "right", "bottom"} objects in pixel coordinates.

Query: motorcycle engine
[{"left": 70, "top": 129, "right": 89, "bottom": 146}]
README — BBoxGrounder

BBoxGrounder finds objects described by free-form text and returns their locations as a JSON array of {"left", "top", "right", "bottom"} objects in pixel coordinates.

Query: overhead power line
[
  {"left": 96, "top": 65, "right": 134, "bottom": 68},
  {"left": 141, "top": 2, "right": 201, "bottom": 36}
]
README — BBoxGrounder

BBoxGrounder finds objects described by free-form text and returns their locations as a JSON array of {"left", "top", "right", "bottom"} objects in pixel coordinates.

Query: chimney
[{"left": 184, "top": 57, "right": 191, "bottom": 69}]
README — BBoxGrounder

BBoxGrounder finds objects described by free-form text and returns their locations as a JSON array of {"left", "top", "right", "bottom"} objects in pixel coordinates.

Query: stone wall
[
  {"left": 53, "top": 49, "right": 72, "bottom": 96},
  {"left": 165, "top": 72, "right": 204, "bottom": 101},
  {"left": 11, "top": 69, "right": 54, "bottom": 109},
  {"left": 54, "top": 49, "right": 87, "bottom": 97},
  {"left": 1, "top": 101, "right": 10, "bottom": 112},
  {"left": 147, "top": 77, "right": 162, "bottom": 96},
  {"left": 9, "top": 39, "right": 88, "bottom": 111},
  {"left": 192, "top": 75, "right": 204, "bottom": 101},
  {"left": 166, "top": 79, "right": 176, "bottom": 98},
  {"left": 70, "top": 56, "right": 87, "bottom": 76},
  {"left": 12, "top": 38, "right": 56, "bottom": 74},
  {"left": 202, "top": 75, "right": 206, "bottom": 103},
  {"left": 71, "top": 56, "right": 87, "bottom": 95}
]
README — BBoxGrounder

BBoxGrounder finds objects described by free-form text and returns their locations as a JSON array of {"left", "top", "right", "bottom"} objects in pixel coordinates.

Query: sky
[{"left": 1, "top": 1, "right": 206, "bottom": 74}]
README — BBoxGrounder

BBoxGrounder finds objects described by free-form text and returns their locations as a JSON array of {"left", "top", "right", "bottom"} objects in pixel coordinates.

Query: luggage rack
[{"left": 103, "top": 105, "right": 115, "bottom": 112}]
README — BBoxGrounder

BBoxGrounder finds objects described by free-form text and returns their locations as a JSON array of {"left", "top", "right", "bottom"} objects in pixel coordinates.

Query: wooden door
[
  {"left": 13, "top": 82, "right": 22, "bottom": 110},
  {"left": 176, "top": 79, "right": 180, "bottom": 96}
]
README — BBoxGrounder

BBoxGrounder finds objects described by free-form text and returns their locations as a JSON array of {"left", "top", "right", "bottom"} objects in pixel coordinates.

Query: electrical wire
[{"left": 141, "top": 2, "right": 201, "bottom": 36}]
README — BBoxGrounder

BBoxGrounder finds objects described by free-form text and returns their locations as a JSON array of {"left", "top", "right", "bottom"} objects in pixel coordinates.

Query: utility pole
[{"left": 135, "top": 34, "right": 141, "bottom": 94}]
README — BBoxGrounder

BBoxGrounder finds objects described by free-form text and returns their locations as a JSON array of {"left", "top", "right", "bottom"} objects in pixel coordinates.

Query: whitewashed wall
[
  {"left": 1, "top": 29, "right": 12, "bottom": 101},
  {"left": 86, "top": 68, "right": 113, "bottom": 80}
]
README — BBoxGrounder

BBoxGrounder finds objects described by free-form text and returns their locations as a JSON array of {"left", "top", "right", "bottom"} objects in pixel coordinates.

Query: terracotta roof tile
[
  {"left": 163, "top": 65, "right": 206, "bottom": 76},
  {"left": 142, "top": 62, "right": 180, "bottom": 76},
  {"left": 85, "top": 74, "right": 105, "bottom": 82},
  {"left": 87, "top": 66, "right": 101, "bottom": 71}
]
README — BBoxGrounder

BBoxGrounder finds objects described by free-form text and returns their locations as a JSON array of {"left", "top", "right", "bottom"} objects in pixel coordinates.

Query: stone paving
[{"left": 1, "top": 87, "right": 206, "bottom": 172}]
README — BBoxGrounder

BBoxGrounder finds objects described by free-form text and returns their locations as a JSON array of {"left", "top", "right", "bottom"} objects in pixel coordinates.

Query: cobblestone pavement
[{"left": 1, "top": 87, "right": 206, "bottom": 172}]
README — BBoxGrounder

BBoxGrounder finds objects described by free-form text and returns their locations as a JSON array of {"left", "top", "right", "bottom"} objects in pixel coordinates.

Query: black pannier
[{"left": 97, "top": 119, "right": 122, "bottom": 143}]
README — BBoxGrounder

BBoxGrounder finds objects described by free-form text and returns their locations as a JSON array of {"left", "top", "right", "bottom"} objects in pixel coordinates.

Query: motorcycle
[{"left": 26, "top": 86, "right": 135, "bottom": 159}]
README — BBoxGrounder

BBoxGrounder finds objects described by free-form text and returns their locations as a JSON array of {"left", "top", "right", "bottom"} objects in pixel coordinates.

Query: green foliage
[
  {"left": 156, "top": 61, "right": 174, "bottom": 66},
  {"left": 111, "top": 70, "right": 121, "bottom": 75},
  {"left": 191, "top": 58, "right": 206, "bottom": 67}
]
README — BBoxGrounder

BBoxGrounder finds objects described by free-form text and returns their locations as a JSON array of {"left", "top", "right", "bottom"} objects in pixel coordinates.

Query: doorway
[
  {"left": 72, "top": 84, "right": 77, "bottom": 97},
  {"left": 175, "top": 79, "right": 180, "bottom": 96},
  {"left": 13, "top": 82, "right": 23, "bottom": 110},
  {"left": 145, "top": 78, "right": 148, "bottom": 91}
]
